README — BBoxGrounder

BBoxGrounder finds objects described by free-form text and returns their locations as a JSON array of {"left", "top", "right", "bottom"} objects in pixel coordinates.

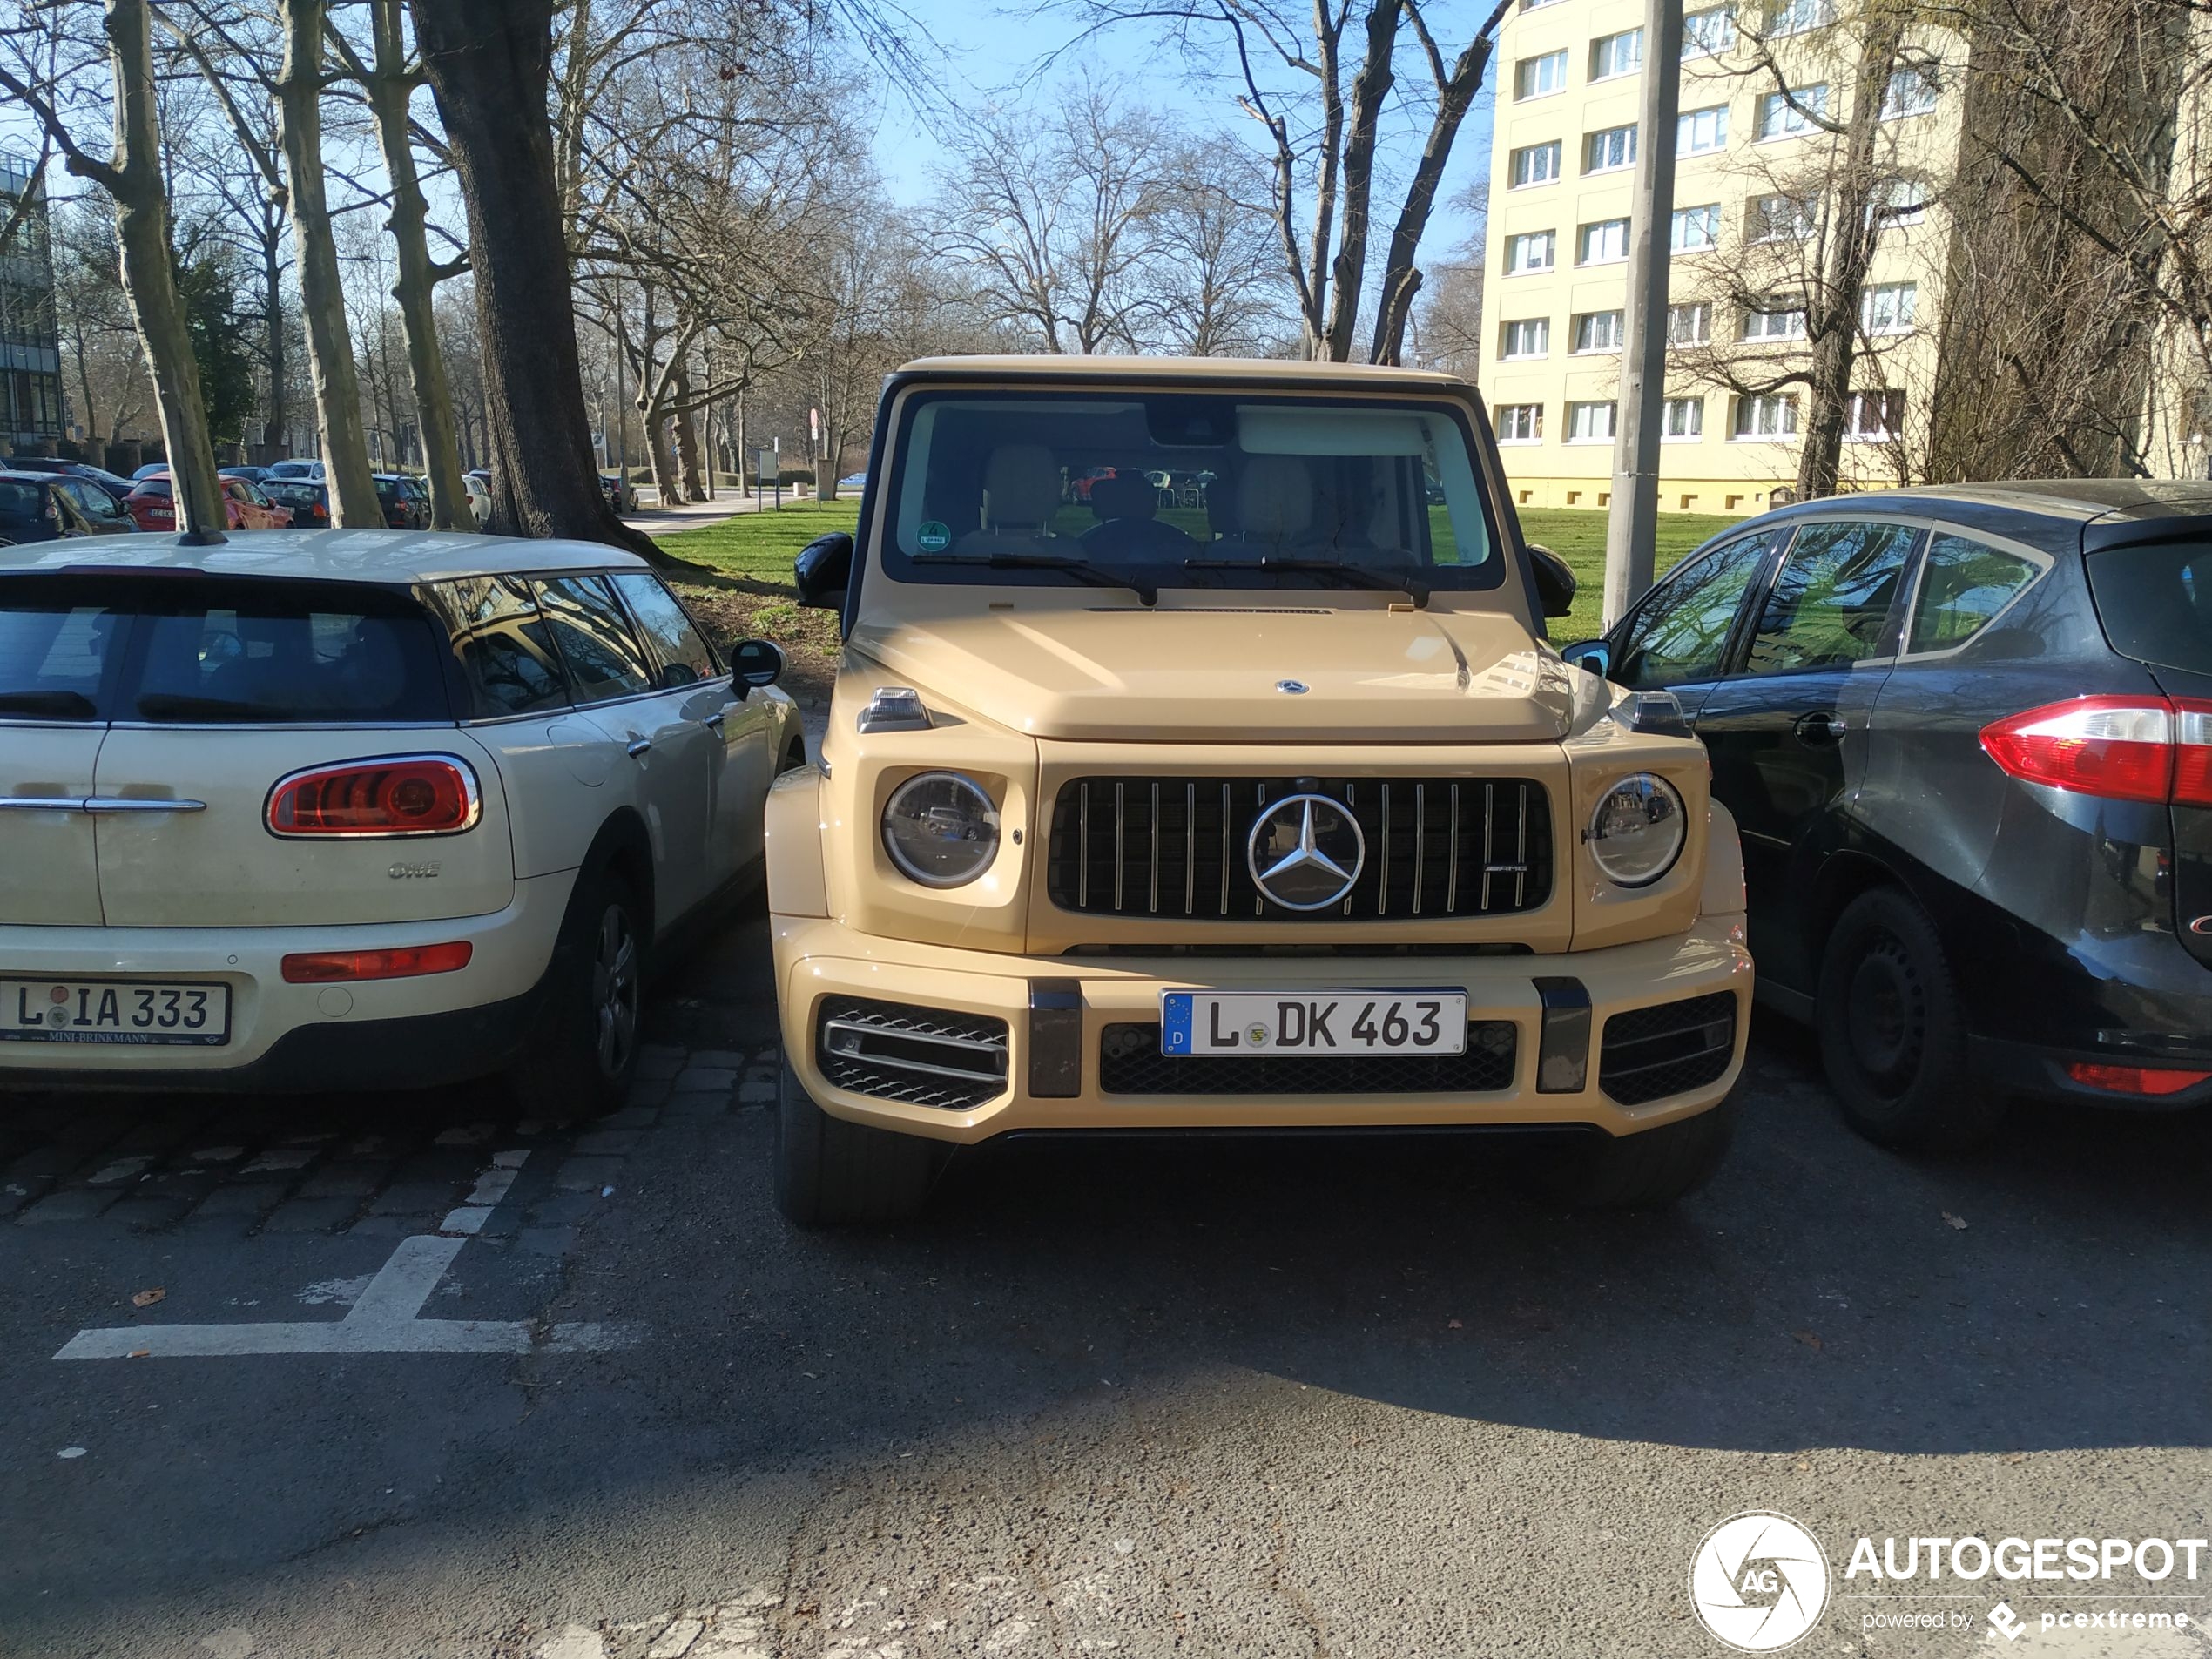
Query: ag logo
[{"left": 1689, "top": 1512, "right": 1830, "bottom": 1652}]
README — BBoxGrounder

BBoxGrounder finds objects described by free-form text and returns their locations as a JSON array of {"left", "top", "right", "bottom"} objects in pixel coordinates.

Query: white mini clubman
[{"left": 0, "top": 529, "right": 801, "bottom": 1111}]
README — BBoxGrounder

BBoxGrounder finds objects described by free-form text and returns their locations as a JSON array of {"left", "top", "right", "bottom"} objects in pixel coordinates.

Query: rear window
[
  {"left": 2087, "top": 542, "right": 2212, "bottom": 675},
  {"left": 0, "top": 576, "right": 449, "bottom": 724},
  {"left": 0, "top": 482, "right": 45, "bottom": 522}
]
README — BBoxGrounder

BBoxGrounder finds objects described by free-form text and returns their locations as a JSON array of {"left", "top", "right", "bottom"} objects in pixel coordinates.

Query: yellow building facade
[{"left": 1476, "top": 0, "right": 1965, "bottom": 513}]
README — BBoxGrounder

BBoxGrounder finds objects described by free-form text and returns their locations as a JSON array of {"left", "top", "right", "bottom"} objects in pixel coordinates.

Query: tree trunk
[
  {"left": 276, "top": 0, "right": 381, "bottom": 525},
  {"left": 1370, "top": 33, "right": 1497, "bottom": 366},
  {"left": 103, "top": 0, "right": 225, "bottom": 542},
  {"left": 368, "top": 0, "right": 469, "bottom": 529},
  {"left": 261, "top": 206, "right": 285, "bottom": 452},
  {"left": 408, "top": 0, "right": 659, "bottom": 556},
  {"left": 671, "top": 359, "right": 705, "bottom": 502},
  {"left": 1318, "top": 3, "right": 1402, "bottom": 361}
]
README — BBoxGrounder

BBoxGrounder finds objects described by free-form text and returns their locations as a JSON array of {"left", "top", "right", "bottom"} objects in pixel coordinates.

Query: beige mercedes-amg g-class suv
[{"left": 765, "top": 356, "right": 1752, "bottom": 1224}]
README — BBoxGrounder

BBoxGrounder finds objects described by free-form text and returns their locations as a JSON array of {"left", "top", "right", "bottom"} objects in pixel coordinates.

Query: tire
[
  {"left": 508, "top": 868, "right": 646, "bottom": 1118},
  {"left": 1817, "top": 887, "right": 2004, "bottom": 1151},
  {"left": 1533, "top": 1091, "right": 1739, "bottom": 1209},
  {"left": 774, "top": 1062, "right": 946, "bottom": 1227}
]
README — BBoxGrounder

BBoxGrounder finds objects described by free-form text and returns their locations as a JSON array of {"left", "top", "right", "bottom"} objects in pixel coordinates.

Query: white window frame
[
  {"left": 1764, "top": 0, "right": 1833, "bottom": 37},
  {"left": 1514, "top": 49, "right": 1569, "bottom": 101},
  {"left": 1504, "top": 230, "right": 1558, "bottom": 275},
  {"left": 1566, "top": 401, "right": 1619, "bottom": 444},
  {"left": 1860, "top": 281, "right": 1918, "bottom": 335},
  {"left": 1683, "top": 3, "right": 1737, "bottom": 57},
  {"left": 1495, "top": 403, "right": 1544, "bottom": 443},
  {"left": 1731, "top": 393, "right": 1801, "bottom": 440},
  {"left": 1757, "top": 85, "right": 1827, "bottom": 141},
  {"left": 1677, "top": 105, "right": 1730, "bottom": 156},
  {"left": 1572, "top": 310, "right": 1625, "bottom": 354},
  {"left": 1881, "top": 64, "right": 1939, "bottom": 119},
  {"left": 1583, "top": 124, "right": 1638, "bottom": 175},
  {"left": 1509, "top": 140, "right": 1563, "bottom": 189},
  {"left": 1871, "top": 178, "right": 1929, "bottom": 229},
  {"left": 1500, "top": 317, "right": 1551, "bottom": 360},
  {"left": 1671, "top": 204, "right": 1721, "bottom": 253},
  {"left": 1668, "top": 302, "right": 1713, "bottom": 346},
  {"left": 1589, "top": 28, "right": 1645, "bottom": 80},
  {"left": 1747, "top": 192, "right": 1816, "bottom": 244},
  {"left": 1845, "top": 389, "right": 1906, "bottom": 441},
  {"left": 1576, "top": 218, "right": 1631, "bottom": 266},
  {"left": 1742, "top": 300, "right": 1807, "bottom": 341},
  {"left": 1662, "top": 396, "right": 1705, "bottom": 440}
]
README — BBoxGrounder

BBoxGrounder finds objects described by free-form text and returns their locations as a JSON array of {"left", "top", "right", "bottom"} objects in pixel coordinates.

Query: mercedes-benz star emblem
[
  {"left": 1247, "top": 793, "right": 1365, "bottom": 911},
  {"left": 1276, "top": 679, "right": 1310, "bottom": 695}
]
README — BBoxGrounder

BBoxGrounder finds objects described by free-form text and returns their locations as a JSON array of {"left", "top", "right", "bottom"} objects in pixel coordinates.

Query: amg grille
[
  {"left": 1046, "top": 777, "right": 1552, "bottom": 922},
  {"left": 1598, "top": 993, "right": 1737, "bottom": 1105},
  {"left": 1098, "top": 1021, "right": 1519, "bottom": 1096},
  {"left": 817, "top": 997, "right": 1010, "bottom": 1110}
]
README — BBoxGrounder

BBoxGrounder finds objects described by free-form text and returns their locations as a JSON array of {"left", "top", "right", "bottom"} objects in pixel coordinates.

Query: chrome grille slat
[
  {"left": 1149, "top": 782, "right": 1161, "bottom": 914},
  {"left": 1114, "top": 781, "right": 1126, "bottom": 914},
  {"left": 1078, "top": 783, "right": 1091, "bottom": 908},
  {"left": 1377, "top": 783, "right": 1391, "bottom": 916},
  {"left": 1515, "top": 784, "right": 1528, "bottom": 909},
  {"left": 1447, "top": 784, "right": 1460, "bottom": 914},
  {"left": 1185, "top": 783, "right": 1197, "bottom": 914},
  {"left": 1413, "top": 783, "right": 1426, "bottom": 915},
  {"left": 1480, "top": 782, "right": 1495, "bottom": 911}
]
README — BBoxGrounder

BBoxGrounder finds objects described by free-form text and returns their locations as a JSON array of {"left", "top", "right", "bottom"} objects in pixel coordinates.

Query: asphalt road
[{"left": 1, "top": 915, "right": 2207, "bottom": 1659}]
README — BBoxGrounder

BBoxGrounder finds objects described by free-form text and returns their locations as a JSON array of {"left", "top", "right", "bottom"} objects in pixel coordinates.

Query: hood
[{"left": 848, "top": 602, "right": 1581, "bottom": 743}]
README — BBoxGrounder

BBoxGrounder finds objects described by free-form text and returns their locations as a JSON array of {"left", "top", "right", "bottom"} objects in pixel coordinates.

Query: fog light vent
[{"left": 817, "top": 997, "right": 1009, "bottom": 1110}]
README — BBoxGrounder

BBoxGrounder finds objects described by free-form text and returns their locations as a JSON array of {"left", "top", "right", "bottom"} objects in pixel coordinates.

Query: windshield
[{"left": 880, "top": 389, "right": 1502, "bottom": 598}]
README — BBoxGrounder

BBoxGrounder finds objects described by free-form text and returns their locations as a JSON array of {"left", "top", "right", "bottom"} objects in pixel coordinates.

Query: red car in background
[{"left": 124, "top": 472, "right": 292, "bottom": 532}]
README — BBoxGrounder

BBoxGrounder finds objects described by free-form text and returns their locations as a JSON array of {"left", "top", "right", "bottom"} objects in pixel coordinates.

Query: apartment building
[
  {"left": 1477, "top": 0, "right": 1963, "bottom": 513},
  {"left": 0, "top": 152, "right": 63, "bottom": 452}
]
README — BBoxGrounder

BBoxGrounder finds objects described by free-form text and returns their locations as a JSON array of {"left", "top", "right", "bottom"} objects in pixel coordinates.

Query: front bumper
[
  {"left": 0, "top": 869, "right": 576, "bottom": 1091},
  {"left": 774, "top": 913, "right": 1754, "bottom": 1143}
]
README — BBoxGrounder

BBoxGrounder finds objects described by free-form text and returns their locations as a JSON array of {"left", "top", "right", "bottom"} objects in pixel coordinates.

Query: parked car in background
[
  {"left": 374, "top": 473, "right": 430, "bottom": 531},
  {"left": 220, "top": 465, "right": 274, "bottom": 485},
  {"left": 1564, "top": 480, "right": 2212, "bottom": 1150},
  {"left": 601, "top": 472, "right": 633, "bottom": 515},
  {"left": 0, "top": 530, "right": 806, "bottom": 1111},
  {"left": 463, "top": 474, "right": 492, "bottom": 529},
  {"left": 132, "top": 462, "right": 169, "bottom": 481},
  {"left": 0, "top": 470, "right": 139, "bottom": 543},
  {"left": 3, "top": 458, "right": 139, "bottom": 508},
  {"left": 266, "top": 459, "right": 326, "bottom": 483},
  {"left": 124, "top": 473, "right": 290, "bottom": 533},
  {"left": 836, "top": 472, "right": 869, "bottom": 491},
  {"left": 261, "top": 479, "right": 331, "bottom": 529}
]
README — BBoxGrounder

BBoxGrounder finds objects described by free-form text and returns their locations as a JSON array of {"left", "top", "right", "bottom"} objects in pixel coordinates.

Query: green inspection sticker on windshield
[{"left": 917, "top": 520, "right": 951, "bottom": 553}]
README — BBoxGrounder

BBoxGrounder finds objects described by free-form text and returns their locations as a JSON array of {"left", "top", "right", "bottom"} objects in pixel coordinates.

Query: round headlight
[
  {"left": 882, "top": 772, "right": 1001, "bottom": 888},
  {"left": 1587, "top": 772, "right": 1687, "bottom": 887}
]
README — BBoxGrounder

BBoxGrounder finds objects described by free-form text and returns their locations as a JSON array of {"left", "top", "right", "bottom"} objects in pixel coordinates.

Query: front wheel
[
  {"left": 508, "top": 869, "right": 645, "bottom": 1117},
  {"left": 773, "top": 1062, "right": 947, "bottom": 1227}
]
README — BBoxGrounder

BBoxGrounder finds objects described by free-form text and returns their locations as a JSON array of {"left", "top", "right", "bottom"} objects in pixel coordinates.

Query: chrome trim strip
[
  {"left": 822, "top": 1018, "right": 1008, "bottom": 1061},
  {"left": 84, "top": 797, "right": 206, "bottom": 813},
  {"left": 0, "top": 797, "right": 90, "bottom": 811},
  {"left": 1413, "top": 783, "right": 1426, "bottom": 915},
  {"left": 1447, "top": 784, "right": 1460, "bottom": 914}
]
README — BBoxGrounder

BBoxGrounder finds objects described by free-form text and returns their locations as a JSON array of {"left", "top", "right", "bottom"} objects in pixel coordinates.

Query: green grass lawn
[{"left": 655, "top": 500, "right": 1741, "bottom": 650}]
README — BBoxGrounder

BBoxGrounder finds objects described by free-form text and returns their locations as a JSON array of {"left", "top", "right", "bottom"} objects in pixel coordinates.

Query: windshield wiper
[
  {"left": 1184, "top": 556, "right": 1429, "bottom": 609},
  {"left": 0, "top": 689, "right": 97, "bottom": 718},
  {"left": 913, "top": 551, "right": 1157, "bottom": 607}
]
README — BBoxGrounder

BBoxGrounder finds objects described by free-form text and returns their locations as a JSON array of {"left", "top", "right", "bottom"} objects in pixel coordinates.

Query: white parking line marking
[{"left": 52, "top": 1150, "right": 643, "bottom": 1361}]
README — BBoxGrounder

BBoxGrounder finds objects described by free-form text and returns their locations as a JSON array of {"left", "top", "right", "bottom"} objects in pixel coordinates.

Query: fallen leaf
[
  {"left": 1942, "top": 1211, "right": 1968, "bottom": 1231},
  {"left": 127, "top": 1348, "right": 150, "bottom": 1359},
  {"left": 131, "top": 1288, "right": 165, "bottom": 1308},
  {"left": 1792, "top": 1330, "right": 1824, "bottom": 1351},
  {"left": 1447, "top": 1318, "right": 1464, "bottom": 1330}
]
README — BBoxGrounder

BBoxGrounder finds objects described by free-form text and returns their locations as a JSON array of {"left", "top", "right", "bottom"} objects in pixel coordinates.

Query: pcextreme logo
[{"left": 1689, "top": 1512, "right": 1831, "bottom": 1652}]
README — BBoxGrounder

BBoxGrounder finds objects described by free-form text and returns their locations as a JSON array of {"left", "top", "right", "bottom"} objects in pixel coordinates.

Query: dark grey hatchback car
[{"left": 1564, "top": 481, "right": 2212, "bottom": 1150}]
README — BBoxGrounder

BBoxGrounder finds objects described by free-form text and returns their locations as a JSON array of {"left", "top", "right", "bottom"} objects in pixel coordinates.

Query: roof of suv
[
  {"left": 894, "top": 354, "right": 1474, "bottom": 394},
  {"left": 0, "top": 528, "right": 651, "bottom": 583}
]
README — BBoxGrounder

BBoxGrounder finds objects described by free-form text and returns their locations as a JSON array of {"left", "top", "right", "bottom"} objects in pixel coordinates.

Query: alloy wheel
[{"left": 590, "top": 902, "right": 640, "bottom": 1077}]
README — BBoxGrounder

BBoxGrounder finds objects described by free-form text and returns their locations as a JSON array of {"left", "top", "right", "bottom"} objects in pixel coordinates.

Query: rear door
[
  {"left": 0, "top": 578, "right": 123, "bottom": 925},
  {"left": 1695, "top": 517, "right": 1922, "bottom": 990},
  {"left": 90, "top": 577, "right": 515, "bottom": 927}
]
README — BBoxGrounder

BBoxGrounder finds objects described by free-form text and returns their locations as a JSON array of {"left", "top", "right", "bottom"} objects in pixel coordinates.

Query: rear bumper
[
  {"left": 772, "top": 911, "right": 1755, "bottom": 1143},
  {"left": 0, "top": 869, "right": 576, "bottom": 1091}
]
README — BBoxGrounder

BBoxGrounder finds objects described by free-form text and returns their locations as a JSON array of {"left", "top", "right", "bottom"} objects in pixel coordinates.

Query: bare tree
[{"left": 1147, "top": 141, "right": 1290, "bottom": 354}]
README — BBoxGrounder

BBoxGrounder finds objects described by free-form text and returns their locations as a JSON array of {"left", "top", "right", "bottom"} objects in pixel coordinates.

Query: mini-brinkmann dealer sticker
[
  {"left": 1690, "top": 1512, "right": 1831, "bottom": 1652},
  {"left": 917, "top": 520, "right": 951, "bottom": 552}
]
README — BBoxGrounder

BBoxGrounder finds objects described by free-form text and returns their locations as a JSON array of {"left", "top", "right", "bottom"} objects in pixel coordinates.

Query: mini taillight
[
  {"left": 281, "top": 941, "right": 473, "bottom": 983},
  {"left": 2064, "top": 1061, "right": 2210, "bottom": 1096},
  {"left": 1980, "top": 697, "right": 2212, "bottom": 807},
  {"left": 266, "top": 756, "right": 479, "bottom": 838}
]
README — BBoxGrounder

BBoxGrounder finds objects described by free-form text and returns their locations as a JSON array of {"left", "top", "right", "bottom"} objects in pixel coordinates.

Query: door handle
[
  {"left": 1793, "top": 710, "right": 1847, "bottom": 745},
  {"left": 625, "top": 737, "right": 652, "bottom": 759},
  {"left": 701, "top": 710, "right": 725, "bottom": 730}
]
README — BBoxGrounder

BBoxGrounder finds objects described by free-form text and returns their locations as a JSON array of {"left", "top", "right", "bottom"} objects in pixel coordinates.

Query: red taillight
[
  {"left": 266, "top": 756, "right": 478, "bottom": 837},
  {"left": 2064, "top": 1061, "right": 2211, "bottom": 1096},
  {"left": 1980, "top": 697, "right": 2212, "bottom": 807},
  {"left": 281, "top": 941, "right": 473, "bottom": 984}
]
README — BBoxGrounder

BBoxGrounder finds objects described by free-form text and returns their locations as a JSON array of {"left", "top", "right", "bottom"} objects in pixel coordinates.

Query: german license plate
[
  {"left": 1161, "top": 990, "right": 1466, "bottom": 1056},
  {"left": 2, "top": 978, "right": 231, "bottom": 1046}
]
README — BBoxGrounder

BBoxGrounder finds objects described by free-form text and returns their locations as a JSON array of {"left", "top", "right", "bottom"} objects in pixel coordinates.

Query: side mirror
[
  {"left": 1560, "top": 638, "right": 1613, "bottom": 678},
  {"left": 1526, "top": 542, "right": 1576, "bottom": 619},
  {"left": 794, "top": 531, "right": 853, "bottom": 610},
  {"left": 731, "top": 637, "right": 786, "bottom": 690}
]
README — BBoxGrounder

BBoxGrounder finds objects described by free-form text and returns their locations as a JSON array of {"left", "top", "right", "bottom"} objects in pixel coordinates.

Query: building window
[
  {"left": 1742, "top": 299, "right": 1807, "bottom": 341},
  {"left": 1757, "top": 86, "right": 1827, "bottom": 140},
  {"left": 1662, "top": 397, "right": 1706, "bottom": 439},
  {"left": 1764, "top": 0, "right": 1833, "bottom": 37},
  {"left": 1671, "top": 205, "right": 1721, "bottom": 253},
  {"left": 1567, "top": 401, "right": 1618, "bottom": 444},
  {"left": 1677, "top": 105, "right": 1730, "bottom": 155},
  {"left": 1501, "top": 317, "right": 1551, "bottom": 359},
  {"left": 1732, "top": 393, "right": 1801, "bottom": 438},
  {"left": 1860, "top": 281, "right": 1918, "bottom": 334},
  {"left": 1882, "top": 64, "right": 1939, "bottom": 118},
  {"left": 1683, "top": 4, "right": 1737, "bottom": 56},
  {"left": 1509, "top": 141, "right": 1563, "bottom": 189},
  {"left": 1572, "top": 310, "right": 1625, "bottom": 354},
  {"left": 1590, "top": 28, "right": 1645, "bottom": 80},
  {"left": 1515, "top": 49, "right": 1569, "bottom": 101},
  {"left": 1847, "top": 389, "right": 1906, "bottom": 439},
  {"left": 1496, "top": 403, "right": 1544, "bottom": 442},
  {"left": 1747, "top": 192, "right": 1816, "bottom": 244},
  {"left": 1504, "top": 230, "right": 1557, "bottom": 274},
  {"left": 1576, "top": 218, "right": 1630, "bottom": 265},
  {"left": 1583, "top": 124, "right": 1638, "bottom": 175},
  {"left": 1521, "top": 0, "right": 1568, "bottom": 10},
  {"left": 1871, "top": 177, "right": 1928, "bottom": 228},
  {"left": 1668, "top": 302, "right": 1713, "bottom": 346}
]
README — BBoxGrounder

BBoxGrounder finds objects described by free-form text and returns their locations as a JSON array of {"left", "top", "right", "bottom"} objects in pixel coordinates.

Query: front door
[
  {"left": 1606, "top": 527, "right": 1784, "bottom": 719},
  {"left": 1695, "top": 518, "right": 1922, "bottom": 992}
]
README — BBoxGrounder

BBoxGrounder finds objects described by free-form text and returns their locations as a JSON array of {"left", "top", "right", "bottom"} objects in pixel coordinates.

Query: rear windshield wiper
[
  {"left": 913, "top": 551, "right": 1157, "bottom": 607},
  {"left": 1184, "top": 556, "right": 1429, "bottom": 609},
  {"left": 133, "top": 692, "right": 297, "bottom": 722},
  {"left": 0, "top": 689, "right": 97, "bottom": 718}
]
